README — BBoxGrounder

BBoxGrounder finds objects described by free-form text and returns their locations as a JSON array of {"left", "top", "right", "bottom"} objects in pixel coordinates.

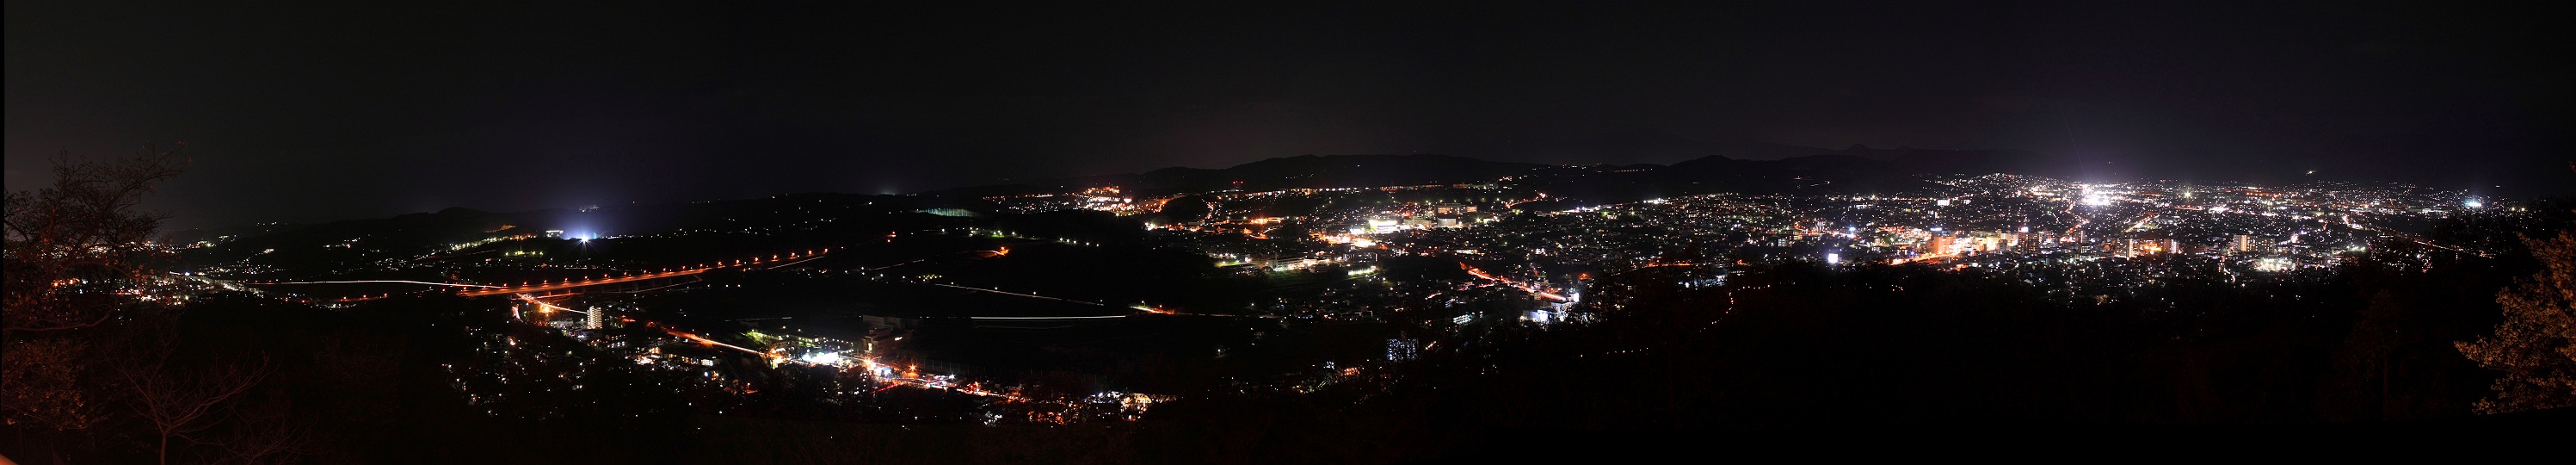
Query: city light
[
  {"left": 165, "top": 156, "right": 2523, "bottom": 446},
  {"left": 24, "top": 4, "right": 2550, "bottom": 459},
  {"left": 801, "top": 351, "right": 845, "bottom": 365}
]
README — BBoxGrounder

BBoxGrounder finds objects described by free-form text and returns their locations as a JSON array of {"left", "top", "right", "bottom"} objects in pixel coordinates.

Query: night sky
[{"left": 8, "top": 2, "right": 2568, "bottom": 229}]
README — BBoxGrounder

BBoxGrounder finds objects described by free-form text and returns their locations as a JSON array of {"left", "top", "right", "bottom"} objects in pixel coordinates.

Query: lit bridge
[
  {"left": 246, "top": 248, "right": 835, "bottom": 301},
  {"left": 459, "top": 248, "right": 835, "bottom": 297}
]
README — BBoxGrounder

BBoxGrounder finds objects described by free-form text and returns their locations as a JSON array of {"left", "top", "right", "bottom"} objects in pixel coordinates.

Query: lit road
[
  {"left": 1461, "top": 263, "right": 1569, "bottom": 301},
  {"left": 241, "top": 279, "right": 503, "bottom": 288},
  {"left": 243, "top": 249, "right": 838, "bottom": 300},
  {"left": 924, "top": 282, "right": 1116, "bottom": 308},
  {"left": 457, "top": 249, "right": 835, "bottom": 296},
  {"left": 621, "top": 309, "right": 1080, "bottom": 405},
  {"left": 458, "top": 269, "right": 718, "bottom": 296}
]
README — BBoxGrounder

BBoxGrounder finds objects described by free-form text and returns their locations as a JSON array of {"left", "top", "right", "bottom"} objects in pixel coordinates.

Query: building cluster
[
  {"left": 1119, "top": 172, "right": 2507, "bottom": 326},
  {"left": 179, "top": 169, "right": 2524, "bottom": 427}
]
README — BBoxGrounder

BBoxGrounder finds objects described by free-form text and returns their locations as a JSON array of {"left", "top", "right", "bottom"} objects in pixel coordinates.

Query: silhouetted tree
[
  {"left": 2, "top": 143, "right": 187, "bottom": 457},
  {"left": 3, "top": 143, "right": 188, "bottom": 332},
  {"left": 114, "top": 331, "right": 273, "bottom": 465},
  {"left": 2457, "top": 231, "right": 2576, "bottom": 413},
  {"left": 202, "top": 391, "right": 315, "bottom": 465}
]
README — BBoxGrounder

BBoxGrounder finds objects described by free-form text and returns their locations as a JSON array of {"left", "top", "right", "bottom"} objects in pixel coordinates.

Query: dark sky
[{"left": 9, "top": 2, "right": 2569, "bottom": 229}]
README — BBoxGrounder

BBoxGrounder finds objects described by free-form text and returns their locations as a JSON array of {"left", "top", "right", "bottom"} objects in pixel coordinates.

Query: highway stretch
[{"left": 243, "top": 248, "right": 837, "bottom": 299}]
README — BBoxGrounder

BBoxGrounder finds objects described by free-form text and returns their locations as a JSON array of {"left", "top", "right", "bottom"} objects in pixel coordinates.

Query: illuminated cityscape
[
  {"left": 133, "top": 165, "right": 2555, "bottom": 437},
  {"left": 8, "top": 3, "right": 2572, "bottom": 463}
]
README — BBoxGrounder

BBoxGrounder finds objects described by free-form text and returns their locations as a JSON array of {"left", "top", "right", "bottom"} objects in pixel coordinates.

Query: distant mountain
[
  {"left": 930, "top": 143, "right": 2053, "bottom": 202},
  {"left": 927, "top": 154, "right": 1551, "bottom": 197},
  {"left": 1662, "top": 145, "right": 2051, "bottom": 177},
  {"left": 197, "top": 144, "right": 2053, "bottom": 263},
  {"left": 1493, "top": 130, "right": 1929, "bottom": 164},
  {"left": 179, "top": 195, "right": 978, "bottom": 276},
  {"left": 1488, "top": 130, "right": 2070, "bottom": 173},
  {"left": 1521, "top": 130, "right": 1764, "bottom": 164},
  {"left": 185, "top": 207, "right": 524, "bottom": 273},
  {"left": 1883, "top": 147, "right": 2061, "bottom": 177}
]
